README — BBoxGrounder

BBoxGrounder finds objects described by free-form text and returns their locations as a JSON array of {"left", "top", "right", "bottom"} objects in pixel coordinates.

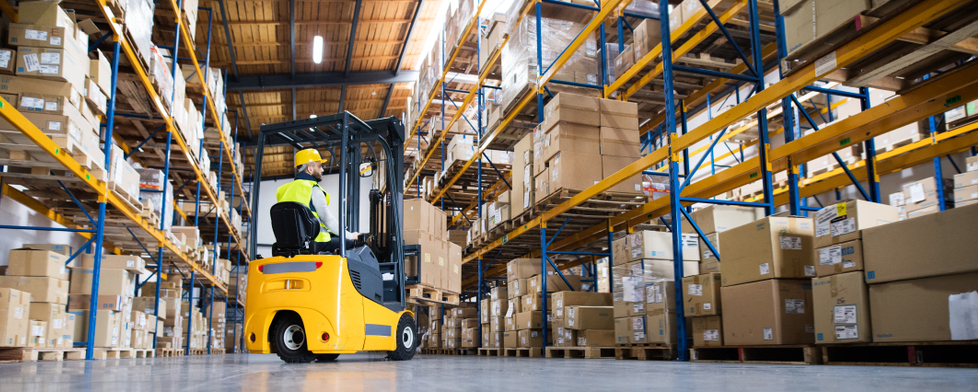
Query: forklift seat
[{"left": 270, "top": 202, "right": 321, "bottom": 257}]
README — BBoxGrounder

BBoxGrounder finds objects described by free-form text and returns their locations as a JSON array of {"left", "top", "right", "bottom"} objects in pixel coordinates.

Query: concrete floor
[{"left": 1, "top": 353, "right": 976, "bottom": 392}]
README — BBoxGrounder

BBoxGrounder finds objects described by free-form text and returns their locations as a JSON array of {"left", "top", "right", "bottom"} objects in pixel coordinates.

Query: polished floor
[{"left": 1, "top": 353, "right": 977, "bottom": 392}]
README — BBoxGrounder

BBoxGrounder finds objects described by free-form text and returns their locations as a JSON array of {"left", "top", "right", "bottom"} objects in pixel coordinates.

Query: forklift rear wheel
[
  {"left": 316, "top": 354, "right": 340, "bottom": 362},
  {"left": 386, "top": 314, "right": 417, "bottom": 361},
  {"left": 271, "top": 314, "right": 316, "bottom": 363}
]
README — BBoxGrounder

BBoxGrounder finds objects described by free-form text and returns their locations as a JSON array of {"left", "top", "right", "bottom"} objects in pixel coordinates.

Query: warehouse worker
[{"left": 276, "top": 148, "right": 359, "bottom": 253}]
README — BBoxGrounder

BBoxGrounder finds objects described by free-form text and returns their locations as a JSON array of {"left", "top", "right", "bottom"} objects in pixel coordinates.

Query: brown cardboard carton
[
  {"left": 541, "top": 125, "right": 600, "bottom": 163},
  {"left": 81, "top": 254, "right": 147, "bottom": 274},
  {"left": 719, "top": 216, "right": 816, "bottom": 287},
  {"left": 627, "top": 315, "right": 649, "bottom": 344},
  {"left": 576, "top": 329, "right": 614, "bottom": 347},
  {"left": 502, "top": 331, "right": 517, "bottom": 347},
  {"left": 700, "top": 259, "right": 720, "bottom": 273},
  {"left": 600, "top": 113, "right": 639, "bottom": 130},
  {"left": 0, "top": 288, "right": 31, "bottom": 347},
  {"left": 685, "top": 205, "right": 765, "bottom": 234},
  {"left": 514, "top": 311, "right": 543, "bottom": 330},
  {"left": 614, "top": 317, "right": 630, "bottom": 344},
  {"left": 28, "top": 320, "right": 47, "bottom": 347},
  {"left": 15, "top": 46, "right": 87, "bottom": 87},
  {"left": 507, "top": 258, "right": 540, "bottom": 280},
  {"left": 612, "top": 237, "right": 629, "bottom": 266},
  {"left": 7, "top": 249, "right": 69, "bottom": 280},
  {"left": 529, "top": 274, "right": 582, "bottom": 294},
  {"left": 22, "top": 244, "right": 73, "bottom": 257},
  {"left": 18, "top": 1, "right": 76, "bottom": 29},
  {"left": 631, "top": 19, "right": 662, "bottom": 59},
  {"left": 627, "top": 231, "right": 673, "bottom": 261},
  {"left": 906, "top": 205, "right": 940, "bottom": 219},
  {"left": 521, "top": 294, "right": 542, "bottom": 312},
  {"left": 815, "top": 239, "right": 863, "bottom": 277},
  {"left": 682, "top": 273, "right": 722, "bottom": 317},
  {"left": 601, "top": 155, "right": 645, "bottom": 194},
  {"left": 447, "top": 243, "right": 462, "bottom": 293},
  {"left": 902, "top": 177, "right": 953, "bottom": 213},
  {"left": 549, "top": 152, "right": 603, "bottom": 191},
  {"left": 509, "top": 278, "right": 528, "bottom": 298},
  {"left": 69, "top": 269, "right": 134, "bottom": 297},
  {"left": 863, "top": 202, "right": 978, "bottom": 283},
  {"left": 8, "top": 24, "right": 74, "bottom": 50},
  {"left": 721, "top": 279, "right": 814, "bottom": 345},
  {"left": 518, "top": 329, "right": 546, "bottom": 347},
  {"left": 692, "top": 316, "right": 723, "bottom": 347},
  {"left": 29, "top": 302, "right": 68, "bottom": 347},
  {"left": 813, "top": 271, "right": 871, "bottom": 344},
  {"left": 814, "top": 200, "right": 898, "bottom": 248},
  {"left": 0, "top": 49, "right": 14, "bottom": 74},
  {"left": 67, "top": 294, "right": 124, "bottom": 311},
  {"left": 534, "top": 170, "right": 550, "bottom": 203},
  {"left": 133, "top": 296, "right": 166, "bottom": 318},
  {"left": 954, "top": 185, "right": 978, "bottom": 203},
  {"left": 89, "top": 49, "right": 112, "bottom": 94},
  {"left": 645, "top": 308, "right": 677, "bottom": 344},
  {"left": 490, "top": 286, "right": 508, "bottom": 301},
  {"left": 698, "top": 232, "right": 720, "bottom": 261},
  {"left": 403, "top": 198, "right": 431, "bottom": 233},
  {"left": 565, "top": 306, "right": 613, "bottom": 330},
  {"left": 542, "top": 93, "right": 599, "bottom": 131},
  {"left": 869, "top": 271, "right": 978, "bottom": 342},
  {"left": 0, "top": 276, "right": 69, "bottom": 304},
  {"left": 551, "top": 291, "right": 612, "bottom": 319}
]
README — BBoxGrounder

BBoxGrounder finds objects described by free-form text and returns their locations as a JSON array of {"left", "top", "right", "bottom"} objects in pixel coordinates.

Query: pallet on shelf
[
  {"left": 546, "top": 346, "right": 616, "bottom": 359},
  {"left": 691, "top": 345, "right": 821, "bottom": 365},
  {"left": 478, "top": 347, "right": 504, "bottom": 356},
  {"left": 820, "top": 341, "right": 978, "bottom": 368},
  {"left": 0, "top": 347, "right": 86, "bottom": 362},
  {"left": 407, "top": 284, "right": 460, "bottom": 306},
  {"left": 615, "top": 343, "right": 676, "bottom": 361},
  {"left": 504, "top": 347, "right": 543, "bottom": 358}
]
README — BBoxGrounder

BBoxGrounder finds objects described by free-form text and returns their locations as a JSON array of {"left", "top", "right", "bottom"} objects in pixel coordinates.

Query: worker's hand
[{"left": 351, "top": 232, "right": 361, "bottom": 240}]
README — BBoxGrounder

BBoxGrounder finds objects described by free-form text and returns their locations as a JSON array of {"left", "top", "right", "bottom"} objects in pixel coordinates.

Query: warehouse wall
[
  {"left": 0, "top": 190, "right": 89, "bottom": 266},
  {"left": 253, "top": 174, "right": 373, "bottom": 258}
]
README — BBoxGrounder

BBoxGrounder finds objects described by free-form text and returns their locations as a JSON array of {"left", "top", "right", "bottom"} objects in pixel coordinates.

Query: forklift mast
[{"left": 249, "top": 112, "right": 408, "bottom": 310}]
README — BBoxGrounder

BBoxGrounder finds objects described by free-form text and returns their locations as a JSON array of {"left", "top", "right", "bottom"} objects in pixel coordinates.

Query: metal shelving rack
[
  {"left": 406, "top": 0, "right": 978, "bottom": 355},
  {"left": 0, "top": 0, "right": 251, "bottom": 359}
]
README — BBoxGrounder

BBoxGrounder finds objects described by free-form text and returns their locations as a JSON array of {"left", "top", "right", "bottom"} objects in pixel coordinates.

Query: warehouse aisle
[{"left": 1, "top": 354, "right": 976, "bottom": 391}]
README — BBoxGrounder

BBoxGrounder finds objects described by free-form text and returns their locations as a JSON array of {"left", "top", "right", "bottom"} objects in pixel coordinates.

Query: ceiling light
[
  {"left": 310, "top": 114, "right": 317, "bottom": 118},
  {"left": 313, "top": 35, "right": 324, "bottom": 64}
]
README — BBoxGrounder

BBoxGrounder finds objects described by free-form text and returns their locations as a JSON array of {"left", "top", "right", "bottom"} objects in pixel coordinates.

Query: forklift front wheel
[
  {"left": 386, "top": 314, "right": 417, "bottom": 361},
  {"left": 271, "top": 313, "right": 316, "bottom": 363}
]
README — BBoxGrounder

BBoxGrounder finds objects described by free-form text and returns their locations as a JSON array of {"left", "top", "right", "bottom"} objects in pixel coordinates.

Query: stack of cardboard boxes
[
  {"left": 612, "top": 230, "right": 698, "bottom": 346},
  {"left": 551, "top": 291, "right": 614, "bottom": 348},
  {"left": 480, "top": 285, "right": 508, "bottom": 348},
  {"left": 500, "top": 258, "right": 584, "bottom": 349},
  {"left": 404, "top": 199, "right": 463, "bottom": 293},
  {"left": 683, "top": 205, "right": 765, "bottom": 274},
  {"left": 719, "top": 216, "right": 816, "bottom": 346},
  {"left": 67, "top": 252, "right": 146, "bottom": 349},
  {"left": 533, "top": 93, "right": 644, "bottom": 204},
  {"left": 147, "top": 279, "right": 184, "bottom": 350},
  {"left": 892, "top": 176, "right": 954, "bottom": 219},
  {"left": 952, "top": 160, "right": 978, "bottom": 207},
  {"left": 444, "top": 307, "right": 478, "bottom": 349},
  {"left": 0, "top": 249, "right": 72, "bottom": 348}
]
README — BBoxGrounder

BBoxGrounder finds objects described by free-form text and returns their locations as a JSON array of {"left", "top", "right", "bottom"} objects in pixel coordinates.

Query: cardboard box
[
  {"left": 721, "top": 279, "right": 814, "bottom": 345},
  {"left": 719, "top": 216, "right": 816, "bottom": 287},
  {"left": 21, "top": 244, "right": 73, "bottom": 258},
  {"left": 692, "top": 316, "right": 723, "bottom": 347},
  {"left": 7, "top": 249, "right": 69, "bottom": 280},
  {"left": 521, "top": 294, "right": 543, "bottom": 312},
  {"left": 0, "top": 276, "right": 68, "bottom": 304},
  {"left": 600, "top": 113, "right": 639, "bottom": 130},
  {"left": 698, "top": 232, "right": 720, "bottom": 261},
  {"left": 902, "top": 177, "right": 953, "bottom": 213},
  {"left": 627, "top": 231, "right": 674, "bottom": 261},
  {"left": 682, "top": 273, "right": 722, "bottom": 317},
  {"left": 518, "top": 329, "right": 546, "bottom": 347},
  {"left": 89, "top": 49, "right": 112, "bottom": 95},
  {"left": 631, "top": 19, "right": 662, "bottom": 59},
  {"left": 70, "top": 309, "right": 120, "bottom": 348},
  {"left": 0, "top": 49, "right": 14, "bottom": 74},
  {"left": 549, "top": 152, "right": 603, "bottom": 191},
  {"left": 502, "top": 331, "right": 517, "bottom": 348},
  {"left": 67, "top": 294, "right": 124, "bottom": 312},
  {"left": 542, "top": 93, "right": 598, "bottom": 131},
  {"left": 514, "top": 311, "right": 543, "bottom": 330},
  {"left": 0, "top": 288, "right": 31, "bottom": 347},
  {"left": 600, "top": 155, "right": 645, "bottom": 194},
  {"left": 565, "top": 306, "right": 613, "bottom": 330},
  {"left": 69, "top": 269, "right": 134, "bottom": 297},
  {"left": 814, "top": 200, "right": 898, "bottom": 248},
  {"left": 28, "top": 320, "right": 47, "bottom": 347},
  {"left": 18, "top": 1, "right": 76, "bottom": 29},
  {"left": 509, "top": 279, "right": 528, "bottom": 298},
  {"left": 953, "top": 170, "right": 978, "bottom": 189},
  {"left": 863, "top": 203, "right": 978, "bottom": 283},
  {"left": 8, "top": 24, "right": 74, "bottom": 50},
  {"left": 507, "top": 258, "right": 540, "bottom": 280},
  {"left": 15, "top": 46, "right": 87, "bottom": 87},
  {"left": 552, "top": 291, "right": 612, "bottom": 319},
  {"left": 529, "top": 274, "right": 582, "bottom": 294},
  {"left": 869, "top": 271, "right": 978, "bottom": 342},
  {"left": 954, "top": 185, "right": 978, "bottom": 203},
  {"left": 815, "top": 239, "right": 863, "bottom": 277},
  {"left": 540, "top": 123, "right": 600, "bottom": 163},
  {"left": 645, "top": 309, "right": 677, "bottom": 344},
  {"left": 534, "top": 170, "right": 550, "bottom": 203},
  {"left": 576, "top": 329, "right": 614, "bottom": 347},
  {"left": 685, "top": 205, "right": 765, "bottom": 234},
  {"left": 81, "top": 254, "right": 147, "bottom": 274},
  {"left": 29, "top": 302, "right": 70, "bottom": 347},
  {"left": 403, "top": 198, "right": 431, "bottom": 233},
  {"left": 813, "top": 271, "right": 871, "bottom": 344}
]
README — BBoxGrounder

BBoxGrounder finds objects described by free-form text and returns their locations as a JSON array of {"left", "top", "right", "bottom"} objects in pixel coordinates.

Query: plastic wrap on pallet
[
  {"left": 139, "top": 182, "right": 174, "bottom": 231},
  {"left": 625, "top": 0, "right": 660, "bottom": 17},
  {"left": 605, "top": 43, "right": 621, "bottom": 85},
  {"left": 126, "top": 0, "right": 156, "bottom": 66},
  {"left": 148, "top": 47, "right": 174, "bottom": 108}
]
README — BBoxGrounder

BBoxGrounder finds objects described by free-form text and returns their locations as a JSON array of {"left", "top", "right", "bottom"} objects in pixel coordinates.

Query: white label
[
  {"left": 834, "top": 305, "right": 857, "bottom": 324},
  {"left": 703, "top": 303, "right": 712, "bottom": 310},
  {"left": 785, "top": 299, "right": 805, "bottom": 314},
  {"left": 32, "top": 325, "right": 44, "bottom": 336},
  {"left": 835, "top": 324, "right": 858, "bottom": 340},
  {"left": 831, "top": 217, "right": 856, "bottom": 237},
  {"left": 633, "top": 331, "right": 645, "bottom": 341},
  {"left": 688, "top": 284, "right": 703, "bottom": 296},
  {"left": 50, "top": 37, "right": 62, "bottom": 46},
  {"left": 44, "top": 101, "right": 58, "bottom": 111},
  {"left": 682, "top": 234, "right": 699, "bottom": 248},
  {"left": 505, "top": 306, "right": 514, "bottom": 318},
  {"left": 0, "top": 52, "right": 9, "bottom": 68},
  {"left": 587, "top": 74, "right": 597, "bottom": 85},
  {"left": 815, "top": 206, "right": 837, "bottom": 237},
  {"left": 40, "top": 52, "right": 60, "bottom": 65},
  {"left": 53, "top": 319, "right": 64, "bottom": 329},
  {"left": 814, "top": 51, "right": 837, "bottom": 77},
  {"left": 631, "top": 302, "right": 643, "bottom": 314},
  {"left": 819, "top": 246, "right": 842, "bottom": 265},
  {"left": 647, "top": 284, "right": 662, "bottom": 304},
  {"left": 759, "top": 263, "right": 770, "bottom": 275},
  {"left": 39, "top": 65, "right": 59, "bottom": 74},
  {"left": 780, "top": 236, "right": 802, "bottom": 250},
  {"left": 21, "top": 96, "right": 44, "bottom": 109},
  {"left": 25, "top": 29, "right": 48, "bottom": 41},
  {"left": 842, "top": 261, "right": 856, "bottom": 269},
  {"left": 804, "top": 265, "right": 815, "bottom": 277},
  {"left": 22, "top": 53, "right": 40, "bottom": 72},
  {"left": 127, "top": 260, "right": 135, "bottom": 268},
  {"left": 889, "top": 192, "right": 905, "bottom": 207},
  {"left": 703, "top": 329, "right": 719, "bottom": 342},
  {"left": 763, "top": 328, "right": 773, "bottom": 341},
  {"left": 14, "top": 308, "right": 23, "bottom": 319},
  {"left": 586, "top": 41, "right": 597, "bottom": 57},
  {"left": 908, "top": 183, "right": 926, "bottom": 203}
]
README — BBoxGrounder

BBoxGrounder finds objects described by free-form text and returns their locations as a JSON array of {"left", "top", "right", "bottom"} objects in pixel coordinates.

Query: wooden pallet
[
  {"left": 92, "top": 348, "right": 135, "bottom": 360},
  {"left": 615, "top": 344, "right": 676, "bottom": 361},
  {"left": 504, "top": 347, "right": 543, "bottom": 358},
  {"left": 407, "top": 284, "right": 460, "bottom": 306},
  {"left": 0, "top": 347, "right": 86, "bottom": 362},
  {"left": 478, "top": 347, "right": 505, "bottom": 356},
  {"left": 820, "top": 341, "right": 978, "bottom": 368},
  {"left": 156, "top": 348, "right": 185, "bottom": 357},
  {"left": 691, "top": 345, "right": 821, "bottom": 365},
  {"left": 210, "top": 348, "right": 226, "bottom": 355},
  {"left": 546, "top": 346, "right": 616, "bottom": 359}
]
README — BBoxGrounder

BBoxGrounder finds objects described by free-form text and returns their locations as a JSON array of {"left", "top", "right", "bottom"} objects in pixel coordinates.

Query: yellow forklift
[{"left": 244, "top": 112, "right": 415, "bottom": 362}]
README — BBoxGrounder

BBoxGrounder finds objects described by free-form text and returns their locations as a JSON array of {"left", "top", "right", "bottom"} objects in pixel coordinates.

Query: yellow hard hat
[{"left": 294, "top": 148, "right": 326, "bottom": 167}]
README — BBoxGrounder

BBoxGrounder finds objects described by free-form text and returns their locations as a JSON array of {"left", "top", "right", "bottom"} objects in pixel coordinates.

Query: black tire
[
  {"left": 316, "top": 354, "right": 340, "bottom": 362},
  {"left": 386, "top": 314, "right": 417, "bottom": 361},
  {"left": 270, "top": 314, "right": 316, "bottom": 363}
]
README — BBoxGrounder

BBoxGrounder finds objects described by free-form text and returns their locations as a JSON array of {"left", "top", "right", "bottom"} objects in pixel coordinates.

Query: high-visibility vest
[{"left": 276, "top": 179, "right": 331, "bottom": 242}]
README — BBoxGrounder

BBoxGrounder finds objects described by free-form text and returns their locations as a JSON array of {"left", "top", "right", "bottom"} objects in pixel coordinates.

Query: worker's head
[{"left": 295, "top": 148, "right": 326, "bottom": 181}]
